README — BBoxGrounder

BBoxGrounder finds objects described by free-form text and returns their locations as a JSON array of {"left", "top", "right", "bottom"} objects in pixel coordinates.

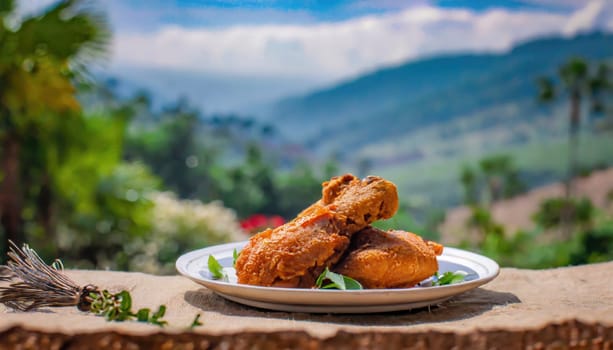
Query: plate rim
[{"left": 176, "top": 240, "right": 500, "bottom": 296}]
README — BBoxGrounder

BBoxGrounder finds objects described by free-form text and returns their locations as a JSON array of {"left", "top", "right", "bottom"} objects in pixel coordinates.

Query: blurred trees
[
  {"left": 459, "top": 155, "right": 524, "bottom": 246},
  {"left": 537, "top": 58, "right": 612, "bottom": 197},
  {"left": 123, "top": 103, "right": 333, "bottom": 219},
  {"left": 475, "top": 202, "right": 613, "bottom": 268},
  {"left": 457, "top": 153, "right": 613, "bottom": 268},
  {"left": 0, "top": 0, "right": 109, "bottom": 257},
  {"left": 460, "top": 154, "right": 525, "bottom": 207}
]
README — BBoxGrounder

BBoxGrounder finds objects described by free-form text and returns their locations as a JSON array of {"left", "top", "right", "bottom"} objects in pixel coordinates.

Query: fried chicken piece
[
  {"left": 235, "top": 174, "right": 399, "bottom": 288},
  {"left": 333, "top": 227, "right": 443, "bottom": 289}
]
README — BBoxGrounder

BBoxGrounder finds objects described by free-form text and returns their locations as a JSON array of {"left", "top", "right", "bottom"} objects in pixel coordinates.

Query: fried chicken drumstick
[
  {"left": 235, "top": 174, "right": 399, "bottom": 288},
  {"left": 332, "top": 227, "right": 443, "bottom": 289}
]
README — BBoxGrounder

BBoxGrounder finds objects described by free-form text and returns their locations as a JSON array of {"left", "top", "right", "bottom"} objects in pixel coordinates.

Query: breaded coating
[
  {"left": 235, "top": 174, "right": 399, "bottom": 288},
  {"left": 333, "top": 227, "right": 443, "bottom": 289}
]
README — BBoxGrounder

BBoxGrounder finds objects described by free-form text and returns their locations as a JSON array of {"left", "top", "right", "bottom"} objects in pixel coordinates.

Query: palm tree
[
  {"left": 0, "top": 0, "right": 109, "bottom": 255},
  {"left": 537, "top": 58, "right": 610, "bottom": 197}
]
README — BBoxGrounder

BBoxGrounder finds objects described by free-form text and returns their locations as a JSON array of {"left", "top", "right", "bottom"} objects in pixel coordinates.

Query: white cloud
[
  {"left": 112, "top": 1, "right": 613, "bottom": 82},
  {"left": 564, "top": 0, "right": 612, "bottom": 35}
]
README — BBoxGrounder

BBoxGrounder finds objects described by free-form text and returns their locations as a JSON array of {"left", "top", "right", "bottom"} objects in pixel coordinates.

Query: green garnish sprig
[
  {"left": 89, "top": 290, "right": 168, "bottom": 326},
  {"left": 432, "top": 271, "right": 467, "bottom": 286},
  {"left": 190, "top": 313, "right": 203, "bottom": 329},
  {"left": 0, "top": 241, "right": 205, "bottom": 328},
  {"left": 208, "top": 255, "right": 225, "bottom": 280},
  {"left": 232, "top": 248, "right": 240, "bottom": 267},
  {"left": 315, "top": 267, "right": 363, "bottom": 290},
  {"left": 208, "top": 251, "right": 241, "bottom": 282}
]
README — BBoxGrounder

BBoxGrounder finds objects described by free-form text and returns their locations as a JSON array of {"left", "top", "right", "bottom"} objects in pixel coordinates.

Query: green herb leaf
[
  {"left": 208, "top": 255, "right": 224, "bottom": 279},
  {"left": 136, "top": 308, "right": 150, "bottom": 322},
  {"left": 150, "top": 305, "right": 168, "bottom": 326},
  {"left": 118, "top": 290, "right": 132, "bottom": 312},
  {"left": 232, "top": 249, "right": 240, "bottom": 267},
  {"left": 152, "top": 305, "right": 166, "bottom": 319},
  {"left": 190, "top": 313, "right": 203, "bottom": 329},
  {"left": 315, "top": 268, "right": 363, "bottom": 290},
  {"left": 89, "top": 290, "right": 169, "bottom": 327},
  {"left": 433, "top": 271, "right": 466, "bottom": 286},
  {"left": 343, "top": 276, "right": 363, "bottom": 290}
]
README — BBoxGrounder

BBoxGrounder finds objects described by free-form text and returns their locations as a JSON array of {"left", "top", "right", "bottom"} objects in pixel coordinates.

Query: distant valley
[{"left": 266, "top": 32, "right": 613, "bottom": 207}]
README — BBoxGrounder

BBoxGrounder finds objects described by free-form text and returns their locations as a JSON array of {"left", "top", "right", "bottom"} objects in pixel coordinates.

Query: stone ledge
[
  {"left": 1, "top": 320, "right": 611, "bottom": 350},
  {"left": 1, "top": 262, "right": 612, "bottom": 348}
]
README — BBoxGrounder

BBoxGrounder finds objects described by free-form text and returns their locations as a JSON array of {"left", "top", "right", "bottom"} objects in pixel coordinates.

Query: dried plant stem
[
  {"left": 0, "top": 265, "right": 14, "bottom": 281},
  {"left": 0, "top": 241, "right": 98, "bottom": 311},
  {"left": 0, "top": 242, "right": 175, "bottom": 327}
]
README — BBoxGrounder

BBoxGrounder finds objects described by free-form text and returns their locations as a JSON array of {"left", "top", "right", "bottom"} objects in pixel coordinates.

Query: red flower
[
  {"left": 269, "top": 215, "right": 285, "bottom": 228},
  {"left": 240, "top": 214, "right": 286, "bottom": 235}
]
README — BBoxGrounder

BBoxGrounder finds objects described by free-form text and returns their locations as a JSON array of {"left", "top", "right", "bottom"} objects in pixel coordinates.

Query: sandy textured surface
[{"left": 1, "top": 262, "right": 612, "bottom": 349}]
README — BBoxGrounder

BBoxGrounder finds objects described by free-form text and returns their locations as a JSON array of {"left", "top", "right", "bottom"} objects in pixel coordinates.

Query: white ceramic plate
[{"left": 176, "top": 241, "right": 499, "bottom": 313}]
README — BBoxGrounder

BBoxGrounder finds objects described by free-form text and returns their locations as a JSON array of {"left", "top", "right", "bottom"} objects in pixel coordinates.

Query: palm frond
[
  {"left": 0, "top": 0, "right": 15, "bottom": 18},
  {"left": 537, "top": 77, "right": 555, "bottom": 102},
  {"left": 559, "top": 57, "right": 588, "bottom": 89},
  {"left": 16, "top": 0, "right": 111, "bottom": 74}
]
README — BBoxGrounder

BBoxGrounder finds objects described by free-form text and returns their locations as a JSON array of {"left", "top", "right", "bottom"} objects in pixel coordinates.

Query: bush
[
  {"left": 532, "top": 197, "right": 594, "bottom": 230},
  {"left": 127, "top": 192, "right": 246, "bottom": 274}
]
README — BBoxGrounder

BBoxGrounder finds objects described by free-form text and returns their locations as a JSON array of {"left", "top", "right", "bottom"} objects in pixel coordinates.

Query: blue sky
[
  {"left": 19, "top": 0, "right": 613, "bottom": 111},
  {"left": 96, "top": 0, "right": 611, "bottom": 78},
  {"left": 104, "top": 0, "right": 583, "bottom": 32}
]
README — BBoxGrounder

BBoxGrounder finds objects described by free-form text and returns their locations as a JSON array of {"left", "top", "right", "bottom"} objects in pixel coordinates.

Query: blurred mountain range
[
  {"left": 103, "top": 32, "right": 613, "bottom": 207},
  {"left": 269, "top": 32, "right": 613, "bottom": 156},
  {"left": 266, "top": 32, "right": 613, "bottom": 205},
  {"left": 104, "top": 66, "right": 324, "bottom": 114}
]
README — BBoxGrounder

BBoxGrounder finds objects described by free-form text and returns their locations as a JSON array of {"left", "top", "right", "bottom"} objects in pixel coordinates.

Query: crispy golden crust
[
  {"left": 332, "top": 227, "right": 442, "bottom": 289},
  {"left": 235, "top": 174, "right": 399, "bottom": 288}
]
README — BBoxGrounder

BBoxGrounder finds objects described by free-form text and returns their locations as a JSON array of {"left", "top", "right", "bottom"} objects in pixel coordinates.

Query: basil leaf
[
  {"left": 315, "top": 267, "right": 363, "bottom": 290},
  {"left": 325, "top": 269, "right": 346, "bottom": 290},
  {"left": 232, "top": 249, "right": 240, "bottom": 267},
  {"left": 136, "top": 308, "right": 150, "bottom": 322},
  {"left": 342, "top": 276, "right": 363, "bottom": 290},
  {"left": 118, "top": 290, "right": 132, "bottom": 312},
  {"left": 433, "top": 271, "right": 466, "bottom": 286},
  {"left": 208, "top": 255, "right": 224, "bottom": 279}
]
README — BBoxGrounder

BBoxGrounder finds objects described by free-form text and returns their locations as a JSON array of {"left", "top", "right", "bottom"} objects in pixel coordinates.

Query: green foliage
[
  {"left": 55, "top": 162, "right": 159, "bottom": 269},
  {"left": 372, "top": 203, "right": 441, "bottom": 241},
  {"left": 532, "top": 197, "right": 594, "bottom": 229},
  {"left": 460, "top": 165, "right": 478, "bottom": 205},
  {"left": 475, "top": 199, "right": 613, "bottom": 269},
  {"left": 232, "top": 248, "right": 240, "bottom": 267},
  {"left": 212, "top": 143, "right": 278, "bottom": 217},
  {"left": 139, "top": 192, "right": 244, "bottom": 274},
  {"left": 207, "top": 255, "right": 224, "bottom": 280},
  {"left": 122, "top": 94, "right": 335, "bottom": 221},
  {"left": 537, "top": 57, "right": 613, "bottom": 198},
  {"left": 0, "top": 0, "right": 110, "bottom": 259},
  {"left": 460, "top": 154, "right": 526, "bottom": 207},
  {"left": 315, "top": 267, "right": 363, "bottom": 290},
  {"left": 433, "top": 271, "right": 466, "bottom": 286},
  {"left": 190, "top": 314, "right": 203, "bottom": 329},
  {"left": 274, "top": 161, "right": 326, "bottom": 218},
  {"left": 124, "top": 107, "right": 204, "bottom": 199},
  {"left": 89, "top": 289, "right": 168, "bottom": 327},
  {"left": 464, "top": 205, "right": 505, "bottom": 247}
]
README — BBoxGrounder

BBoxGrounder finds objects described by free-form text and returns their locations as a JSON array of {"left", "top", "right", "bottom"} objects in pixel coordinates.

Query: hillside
[
  {"left": 271, "top": 32, "right": 613, "bottom": 151},
  {"left": 268, "top": 32, "right": 613, "bottom": 206},
  {"left": 439, "top": 167, "right": 613, "bottom": 245}
]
